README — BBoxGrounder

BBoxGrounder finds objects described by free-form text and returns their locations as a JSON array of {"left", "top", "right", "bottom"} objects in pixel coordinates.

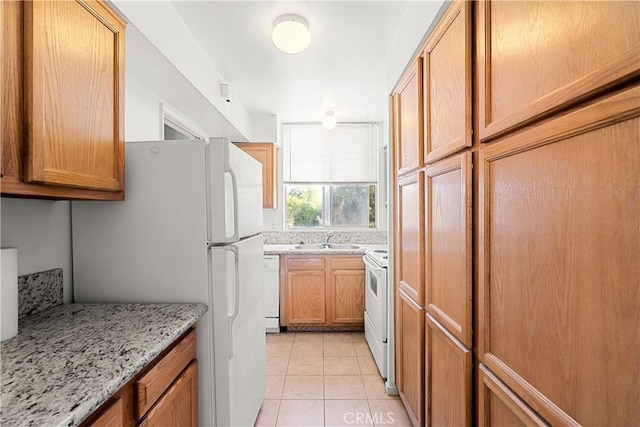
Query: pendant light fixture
[
  {"left": 322, "top": 111, "right": 337, "bottom": 130},
  {"left": 272, "top": 14, "right": 311, "bottom": 54}
]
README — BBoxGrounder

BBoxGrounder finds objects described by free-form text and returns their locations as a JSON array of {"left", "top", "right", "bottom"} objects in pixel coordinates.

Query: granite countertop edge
[
  {"left": 0, "top": 303, "right": 208, "bottom": 427},
  {"left": 264, "top": 243, "right": 388, "bottom": 255}
]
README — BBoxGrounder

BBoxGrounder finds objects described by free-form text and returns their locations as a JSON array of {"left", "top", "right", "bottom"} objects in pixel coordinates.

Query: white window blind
[{"left": 283, "top": 123, "right": 379, "bottom": 183}]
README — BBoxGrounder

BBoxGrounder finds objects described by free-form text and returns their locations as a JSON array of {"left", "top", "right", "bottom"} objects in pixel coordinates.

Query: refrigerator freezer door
[
  {"left": 73, "top": 139, "right": 210, "bottom": 304},
  {"left": 208, "top": 138, "right": 263, "bottom": 243},
  {"left": 209, "top": 234, "right": 266, "bottom": 427}
]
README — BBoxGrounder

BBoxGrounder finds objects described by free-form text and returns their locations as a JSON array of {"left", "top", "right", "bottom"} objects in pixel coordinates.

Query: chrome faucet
[{"left": 322, "top": 231, "right": 334, "bottom": 248}]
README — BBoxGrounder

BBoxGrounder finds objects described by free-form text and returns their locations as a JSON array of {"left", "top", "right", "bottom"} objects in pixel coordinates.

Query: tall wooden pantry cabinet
[
  {"left": 393, "top": 55, "right": 426, "bottom": 427},
  {"left": 390, "top": 0, "right": 639, "bottom": 425}
]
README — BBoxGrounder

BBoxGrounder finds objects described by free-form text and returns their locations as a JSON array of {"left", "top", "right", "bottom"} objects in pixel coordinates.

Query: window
[{"left": 283, "top": 123, "right": 380, "bottom": 229}]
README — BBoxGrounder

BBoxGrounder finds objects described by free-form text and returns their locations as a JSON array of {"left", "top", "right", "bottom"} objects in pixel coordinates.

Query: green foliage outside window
[{"left": 286, "top": 186, "right": 322, "bottom": 227}]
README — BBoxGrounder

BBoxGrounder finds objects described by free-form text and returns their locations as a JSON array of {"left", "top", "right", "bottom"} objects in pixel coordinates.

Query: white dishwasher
[{"left": 263, "top": 255, "right": 280, "bottom": 333}]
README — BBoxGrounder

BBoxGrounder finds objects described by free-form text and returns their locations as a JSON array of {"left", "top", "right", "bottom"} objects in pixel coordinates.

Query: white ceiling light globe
[
  {"left": 322, "top": 111, "right": 337, "bottom": 130},
  {"left": 272, "top": 15, "right": 311, "bottom": 54}
]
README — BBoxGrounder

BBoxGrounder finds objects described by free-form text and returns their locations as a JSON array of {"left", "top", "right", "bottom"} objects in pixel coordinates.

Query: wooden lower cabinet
[
  {"left": 478, "top": 364, "right": 548, "bottom": 427},
  {"left": 282, "top": 255, "right": 365, "bottom": 328},
  {"left": 330, "top": 257, "right": 365, "bottom": 324},
  {"left": 478, "top": 86, "right": 640, "bottom": 425},
  {"left": 82, "top": 328, "right": 198, "bottom": 427},
  {"left": 139, "top": 361, "right": 198, "bottom": 427},
  {"left": 288, "top": 269, "right": 326, "bottom": 324},
  {"left": 90, "top": 398, "right": 125, "bottom": 427},
  {"left": 425, "top": 314, "right": 471, "bottom": 427},
  {"left": 396, "top": 289, "right": 424, "bottom": 427}
]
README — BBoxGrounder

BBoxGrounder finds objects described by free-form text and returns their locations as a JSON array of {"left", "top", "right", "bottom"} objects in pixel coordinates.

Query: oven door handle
[{"left": 363, "top": 255, "right": 385, "bottom": 272}]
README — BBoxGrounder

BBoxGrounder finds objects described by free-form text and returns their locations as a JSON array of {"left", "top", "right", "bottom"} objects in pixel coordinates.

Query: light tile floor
[{"left": 255, "top": 332, "right": 412, "bottom": 427}]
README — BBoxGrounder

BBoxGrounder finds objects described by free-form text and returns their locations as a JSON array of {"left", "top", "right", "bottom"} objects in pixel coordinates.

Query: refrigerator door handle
[
  {"left": 225, "top": 167, "right": 240, "bottom": 243},
  {"left": 226, "top": 245, "right": 241, "bottom": 358}
]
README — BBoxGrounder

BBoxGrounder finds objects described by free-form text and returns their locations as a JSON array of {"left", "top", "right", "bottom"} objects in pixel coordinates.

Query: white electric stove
[{"left": 362, "top": 248, "right": 389, "bottom": 378}]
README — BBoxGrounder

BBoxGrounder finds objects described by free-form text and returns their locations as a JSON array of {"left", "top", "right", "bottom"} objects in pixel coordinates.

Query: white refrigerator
[{"left": 72, "top": 137, "right": 266, "bottom": 427}]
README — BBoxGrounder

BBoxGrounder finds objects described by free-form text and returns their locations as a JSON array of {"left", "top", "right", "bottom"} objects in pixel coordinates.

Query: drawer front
[
  {"left": 139, "top": 361, "right": 198, "bottom": 427},
  {"left": 331, "top": 257, "right": 364, "bottom": 270},
  {"left": 135, "top": 328, "right": 197, "bottom": 419},
  {"left": 287, "top": 257, "right": 325, "bottom": 269}
]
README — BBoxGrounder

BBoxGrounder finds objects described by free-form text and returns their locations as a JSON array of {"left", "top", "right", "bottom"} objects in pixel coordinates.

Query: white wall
[
  {"left": 1, "top": 199, "right": 73, "bottom": 302},
  {"left": 112, "top": 0, "right": 252, "bottom": 140},
  {"left": 386, "top": 1, "right": 447, "bottom": 92},
  {"left": 125, "top": 75, "right": 163, "bottom": 141},
  {"left": 250, "top": 113, "right": 277, "bottom": 143}
]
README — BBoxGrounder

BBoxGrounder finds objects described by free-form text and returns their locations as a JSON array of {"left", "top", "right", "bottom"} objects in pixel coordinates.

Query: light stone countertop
[
  {"left": 0, "top": 303, "right": 207, "bottom": 427},
  {"left": 264, "top": 243, "right": 388, "bottom": 255}
]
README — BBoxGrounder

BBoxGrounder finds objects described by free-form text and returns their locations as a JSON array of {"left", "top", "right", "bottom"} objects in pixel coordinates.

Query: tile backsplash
[
  {"left": 18, "top": 268, "right": 63, "bottom": 319},
  {"left": 264, "top": 230, "right": 387, "bottom": 245}
]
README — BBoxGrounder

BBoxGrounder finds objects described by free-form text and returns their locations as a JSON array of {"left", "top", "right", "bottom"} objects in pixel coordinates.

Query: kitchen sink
[
  {"left": 289, "top": 243, "right": 361, "bottom": 250},
  {"left": 291, "top": 244, "right": 326, "bottom": 250}
]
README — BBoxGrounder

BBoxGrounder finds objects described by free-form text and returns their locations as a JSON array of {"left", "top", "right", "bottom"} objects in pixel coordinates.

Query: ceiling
[{"left": 169, "top": 1, "right": 413, "bottom": 124}]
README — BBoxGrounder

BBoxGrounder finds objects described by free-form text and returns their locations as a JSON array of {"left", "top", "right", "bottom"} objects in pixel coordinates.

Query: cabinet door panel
[
  {"left": 425, "top": 314, "right": 471, "bottom": 427},
  {"left": 425, "top": 152, "right": 472, "bottom": 346},
  {"left": 397, "top": 289, "right": 424, "bottom": 427},
  {"left": 423, "top": 0, "right": 472, "bottom": 163},
  {"left": 331, "top": 269, "right": 365, "bottom": 324},
  {"left": 397, "top": 172, "right": 425, "bottom": 305},
  {"left": 395, "top": 59, "right": 423, "bottom": 175},
  {"left": 478, "top": 364, "right": 549, "bottom": 427},
  {"left": 287, "top": 270, "right": 326, "bottom": 324},
  {"left": 1, "top": 1, "right": 23, "bottom": 185},
  {"left": 477, "top": 1, "right": 640, "bottom": 141},
  {"left": 234, "top": 143, "right": 277, "bottom": 209},
  {"left": 139, "top": 361, "right": 198, "bottom": 427},
  {"left": 89, "top": 397, "right": 123, "bottom": 427},
  {"left": 25, "top": 0, "right": 125, "bottom": 191},
  {"left": 479, "top": 86, "right": 640, "bottom": 425}
]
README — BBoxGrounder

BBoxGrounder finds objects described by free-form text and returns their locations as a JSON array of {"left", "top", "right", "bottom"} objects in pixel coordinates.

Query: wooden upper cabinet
[
  {"left": 1, "top": 1, "right": 23, "bottom": 186},
  {"left": 1, "top": 0, "right": 125, "bottom": 200},
  {"left": 396, "top": 172, "right": 425, "bottom": 306},
  {"left": 478, "top": 86, "right": 640, "bottom": 426},
  {"left": 234, "top": 142, "right": 277, "bottom": 209},
  {"left": 477, "top": 1, "right": 640, "bottom": 141},
  {"left": 394, "top": 58, "right": 423, "bottom": 175},
  {"left": 423, "top": 0, "right": 472, "bottom": 164},
  {"left": 425, "top": 152, "right": 472, "bottom": 347},
  {"left": 425, "top": 314, "right": 472, "bottom": 427}
]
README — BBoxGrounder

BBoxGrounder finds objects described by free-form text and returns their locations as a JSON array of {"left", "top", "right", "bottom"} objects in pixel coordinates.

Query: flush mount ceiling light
[
  {"left": 272, "top": 14, "right": 310, "bottom": 54},
  {"left": 322, "top": 111, "right": 337, "bottom": 130}
]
